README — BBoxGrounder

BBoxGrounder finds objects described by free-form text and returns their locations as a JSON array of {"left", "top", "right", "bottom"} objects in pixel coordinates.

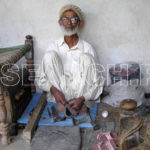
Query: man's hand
[
  {"left": 50, "top": 86, "right": 67, "bottom": 105},
  {"left": 68, "top": 96, "right": 85, "bottom": 110}
]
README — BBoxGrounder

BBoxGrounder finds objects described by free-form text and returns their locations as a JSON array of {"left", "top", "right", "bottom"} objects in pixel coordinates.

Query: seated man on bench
[{"left": 37, "top": 4, "right": 104, "bottom": 116}]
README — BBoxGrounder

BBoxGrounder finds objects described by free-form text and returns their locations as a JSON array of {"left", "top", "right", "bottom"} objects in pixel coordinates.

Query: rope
[{"left": 0, "top": 45, "right": 29, "bottom": 54}]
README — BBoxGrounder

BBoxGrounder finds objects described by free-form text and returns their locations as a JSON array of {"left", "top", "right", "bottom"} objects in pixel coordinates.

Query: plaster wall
[{"left": 0, "top": 0, "right": 150, "bottom": 92}]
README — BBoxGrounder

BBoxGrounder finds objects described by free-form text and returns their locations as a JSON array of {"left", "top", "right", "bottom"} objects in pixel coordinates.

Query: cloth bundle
[
  {"left": 103, "top": 62, "right": 145, "bottom": 107},
  {"left": 109, "top": 63, "right": 140, "bottom": 84}
]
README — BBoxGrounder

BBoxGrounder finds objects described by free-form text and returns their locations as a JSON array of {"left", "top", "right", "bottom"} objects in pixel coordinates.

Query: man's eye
[
  {"left": 71, "top": 18, "right": 75, "bottom": 21},
  {"left": 71, "top": 18, "right": 78, "bottom": 21},
  {"left": 62, "top": 17, "right": 68, "bottom": 21}
]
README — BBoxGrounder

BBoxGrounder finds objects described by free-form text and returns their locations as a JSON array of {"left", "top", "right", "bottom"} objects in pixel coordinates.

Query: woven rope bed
[{"left": 0, "top": 35, "right": 35, "bottom": 145}]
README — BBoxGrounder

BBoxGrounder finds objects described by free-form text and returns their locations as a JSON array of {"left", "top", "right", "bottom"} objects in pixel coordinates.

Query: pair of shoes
[{"left": 92, "top": 131, "right": 119, "bottom": 150}]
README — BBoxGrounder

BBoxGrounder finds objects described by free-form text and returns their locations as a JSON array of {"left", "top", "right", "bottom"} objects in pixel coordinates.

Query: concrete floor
[
  {"left": 1, "top": 99, "right": 149, "bottom": 150},
  {"left": 0, "top": 129, "right": 30, "bottom": 150}
]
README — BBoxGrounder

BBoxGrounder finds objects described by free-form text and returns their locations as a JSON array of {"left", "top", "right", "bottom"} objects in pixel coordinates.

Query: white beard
[{"left": 60, "top": 25, "right": 78, "bottom": 36}]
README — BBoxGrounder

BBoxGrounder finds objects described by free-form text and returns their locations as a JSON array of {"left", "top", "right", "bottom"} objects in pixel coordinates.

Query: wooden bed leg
[
  {"left": 0, "top": 86, "right": 10, "bottom": 145},
  {"left": 25, "top": 35, "right": 36, "bottom": 95}
]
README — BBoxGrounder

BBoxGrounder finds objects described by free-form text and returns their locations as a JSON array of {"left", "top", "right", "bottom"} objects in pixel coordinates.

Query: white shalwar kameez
[{"left": 37, "top": 38, "right": 104, "bottom": 102}]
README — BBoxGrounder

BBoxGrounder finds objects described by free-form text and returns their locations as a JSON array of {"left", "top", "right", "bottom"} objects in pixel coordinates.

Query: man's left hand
[{"left": 68, "top": 96, "right": 85, "bottom": 110}]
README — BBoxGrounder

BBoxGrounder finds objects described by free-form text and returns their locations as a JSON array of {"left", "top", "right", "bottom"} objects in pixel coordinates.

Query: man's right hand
[{"left": 50, "top": 86, "right": 67, "bottom": 105}]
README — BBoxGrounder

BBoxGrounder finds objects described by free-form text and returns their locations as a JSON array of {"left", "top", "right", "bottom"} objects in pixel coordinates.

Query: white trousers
[{"left": 39, "top": 51, "right": 104, "bottom": 102}]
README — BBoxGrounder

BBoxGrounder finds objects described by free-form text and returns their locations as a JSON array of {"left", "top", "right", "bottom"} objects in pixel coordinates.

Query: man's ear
[
  {"left": 58, "top": 19, "right": 62, "bottom": 26},
  {"left": 79, "top": 20, "right": 83, "bottom": 28}
]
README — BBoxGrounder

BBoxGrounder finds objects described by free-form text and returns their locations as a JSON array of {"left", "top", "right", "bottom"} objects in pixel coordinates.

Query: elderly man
[{"left": 37, "top": 4, "right": 104, "bottom": 115}]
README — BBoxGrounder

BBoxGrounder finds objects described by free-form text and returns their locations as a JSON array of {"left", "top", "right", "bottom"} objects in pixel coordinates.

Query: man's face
[{"left": 59, "top": 10, "right": 80, "bottom": 36}]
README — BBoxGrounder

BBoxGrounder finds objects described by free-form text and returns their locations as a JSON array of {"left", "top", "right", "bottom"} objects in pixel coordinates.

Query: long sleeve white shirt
[{"left": 37, "top": 37, "right": 104, "bottom": 102}]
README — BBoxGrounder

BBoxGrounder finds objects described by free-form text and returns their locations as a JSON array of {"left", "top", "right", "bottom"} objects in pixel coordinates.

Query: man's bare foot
[{"left": 57, "top": 102, "right": 65, "bottom": 114}]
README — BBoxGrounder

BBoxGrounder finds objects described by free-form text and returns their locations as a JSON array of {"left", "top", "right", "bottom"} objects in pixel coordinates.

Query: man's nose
[{"left": 67, "top": 19, "right": 72, "bottom": 25}]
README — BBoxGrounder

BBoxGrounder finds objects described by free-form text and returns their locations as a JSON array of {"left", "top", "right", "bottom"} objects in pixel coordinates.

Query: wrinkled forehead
[{"left": 61, "top": 9, "right": 78, "bottom": 18}]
